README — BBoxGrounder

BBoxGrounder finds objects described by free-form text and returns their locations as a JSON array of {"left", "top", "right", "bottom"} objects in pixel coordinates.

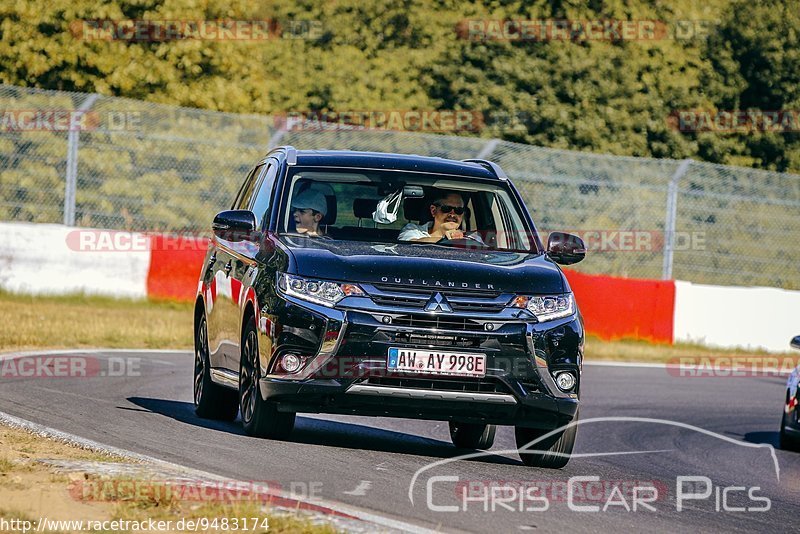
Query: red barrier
[
  {"left": 146, "top": 235, "right": 208, "bottom": 301},
  {"left": 145, "top": 240, "right": 676, "bottom": 344},
  {"left": 564, "top": 269, "right": 675, "bottom": 344}
]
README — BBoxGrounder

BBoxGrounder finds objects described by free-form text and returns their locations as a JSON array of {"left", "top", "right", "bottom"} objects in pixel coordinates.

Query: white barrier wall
[
  {"left": 0, "top": 222, "right": 150, "bottom": 298},
  {"left": 674, "top": 280, "right": 800, "bottom": 353}
]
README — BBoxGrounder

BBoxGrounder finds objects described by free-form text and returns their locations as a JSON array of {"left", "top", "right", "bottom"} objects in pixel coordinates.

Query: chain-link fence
[{"left": 2, "top": 84, "right": 799, "bottom": 289}]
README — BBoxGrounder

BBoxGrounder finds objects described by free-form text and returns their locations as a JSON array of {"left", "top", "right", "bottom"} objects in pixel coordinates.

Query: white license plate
[{"left": 387, "top": 348, "right": 486, "bottom": 378}]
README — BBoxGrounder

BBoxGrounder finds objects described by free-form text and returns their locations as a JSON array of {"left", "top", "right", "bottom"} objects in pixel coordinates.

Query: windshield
[{"left": 279, "top": 167, "right": 537, "bottom": 252}]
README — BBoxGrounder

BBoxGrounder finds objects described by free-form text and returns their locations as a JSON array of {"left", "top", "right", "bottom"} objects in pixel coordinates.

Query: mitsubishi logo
[{"left": 424, "top": 292, "right": 452, "bottom": 313}]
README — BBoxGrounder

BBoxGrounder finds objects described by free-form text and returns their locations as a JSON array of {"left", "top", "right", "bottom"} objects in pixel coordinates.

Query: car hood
[{"left": 279, "top": 236, "right": 566, "bottom": 294}]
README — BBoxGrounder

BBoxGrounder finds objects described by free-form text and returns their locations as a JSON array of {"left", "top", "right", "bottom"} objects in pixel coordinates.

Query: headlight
[
  {"left": 277, "top": 273, "right": 365, "bottom": 307},
  {"left": 511, "top": 293, "right": 575, "bottom": 322}
]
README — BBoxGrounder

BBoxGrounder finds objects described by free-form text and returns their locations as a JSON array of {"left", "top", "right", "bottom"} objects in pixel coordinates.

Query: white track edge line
[{"left": 0, "top": 410, "right": 437, "bottom": 534}]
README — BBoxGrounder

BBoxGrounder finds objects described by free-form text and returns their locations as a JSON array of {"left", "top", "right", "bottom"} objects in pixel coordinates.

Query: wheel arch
[{"left": 239, "top": 284, "right": 259, "bottom": 340}]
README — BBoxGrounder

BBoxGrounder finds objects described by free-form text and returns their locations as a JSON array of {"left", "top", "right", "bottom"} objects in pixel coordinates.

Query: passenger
[
  {"left": 399, "top": 190, "right": 467, "bottom": 242},
  {"left": 291, "top": 190, "right": 327, "bottom": 237}
]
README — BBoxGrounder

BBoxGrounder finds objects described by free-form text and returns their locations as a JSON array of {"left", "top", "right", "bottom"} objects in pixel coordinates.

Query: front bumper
[{"left": 258, "top": 294, "right": 583, "bottom": 429}]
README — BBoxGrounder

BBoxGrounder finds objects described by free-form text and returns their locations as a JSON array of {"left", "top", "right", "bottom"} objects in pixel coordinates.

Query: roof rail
[
  {"left": 267, "top": 145, "right": 298, "bottom": 165},
  {"left": 462, "top": 159, "right": 508, "bottom": 180}
]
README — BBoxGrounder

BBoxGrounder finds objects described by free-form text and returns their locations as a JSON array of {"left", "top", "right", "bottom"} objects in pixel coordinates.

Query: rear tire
[
  {"left": 515, "top": 411, "right": 578, "bottom": 469},
  {"left": 239, "top": 318, "right": 295, "bottom": 439},
  {"left": 449, "top": 422, "right": 496, "bottom": 449},
  {"left": 194, "top": 315, "right": 239, "bottom": 421}
]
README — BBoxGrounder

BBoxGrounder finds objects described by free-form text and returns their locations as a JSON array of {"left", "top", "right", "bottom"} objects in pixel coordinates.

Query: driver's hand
[{"left": 444, "top": 229, "right": 464, "bottom": 240}]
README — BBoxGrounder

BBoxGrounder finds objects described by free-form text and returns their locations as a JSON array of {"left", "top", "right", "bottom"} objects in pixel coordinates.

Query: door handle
[{"left": 224, "top": 260, "right": 233, "bottom": 275}]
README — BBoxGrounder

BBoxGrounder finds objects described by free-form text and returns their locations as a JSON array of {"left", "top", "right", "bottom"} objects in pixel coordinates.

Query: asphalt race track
[{"left": 0, "top": 350, "right": 798, "bottom": 533}]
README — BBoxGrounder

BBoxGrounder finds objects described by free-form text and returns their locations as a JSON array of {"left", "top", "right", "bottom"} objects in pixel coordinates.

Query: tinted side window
[
  {"left": 232, "top": 164, "right": 264, "bottom": 210},
  {"left": 251, "top": 163, "right": 278, "bottom": 229}
]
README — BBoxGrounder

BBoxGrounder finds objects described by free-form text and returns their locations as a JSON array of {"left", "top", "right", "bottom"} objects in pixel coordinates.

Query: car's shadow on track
[
  {"left": 127, "top": 397, "right": 519, "bottom": 465},
  {"left": 743, "top": 430, "right": 780, "bottom": 447},
  {"left": 127, "top": 397, "right": 246, "bottom": 435}
]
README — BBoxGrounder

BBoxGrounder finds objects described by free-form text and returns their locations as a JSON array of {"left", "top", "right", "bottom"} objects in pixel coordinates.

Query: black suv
[{"left": 193, "top": 147, "right": 586, "bottom": 468}]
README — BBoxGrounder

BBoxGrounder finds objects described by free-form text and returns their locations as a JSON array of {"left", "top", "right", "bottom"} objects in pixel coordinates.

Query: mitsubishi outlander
[{"left": 193, "top": 147, "right": 586, "bottom": 468}]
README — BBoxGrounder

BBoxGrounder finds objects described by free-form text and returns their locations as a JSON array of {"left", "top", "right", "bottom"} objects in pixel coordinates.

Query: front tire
[
  {"left": 239, "top": 318, "right": 295, "bottom": 439},
  {"left": 780, "top": 393, "right": 800, "bottom": 451},
  {"left": 194, "top": 315, "right": 238, "bottom": 421},
  {"left": 515, "top": 411, "right": 578, "bottom": 469},
  {"left": 449, "top": 422, "right": 496, "bottom": 449}
]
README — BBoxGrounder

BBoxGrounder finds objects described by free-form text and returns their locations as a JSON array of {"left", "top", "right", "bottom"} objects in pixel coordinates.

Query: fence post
[
  {"left": 662, "top": 158, "right": 693, "bottom": 280},
  {"left": 267, "top": 126, "right": 288, "bottom": 150},
  {"left": 476, "top": 138, "right": 499, "bottom": 159},
  {"left": 63, "top": 94, "right": 99, "bottom": 226}
]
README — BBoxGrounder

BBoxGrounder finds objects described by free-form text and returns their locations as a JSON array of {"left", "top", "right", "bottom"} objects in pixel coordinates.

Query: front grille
[
  {"left": 370, "top": 294, "right": 426, "bottom": 309},
  {"left": 391, "top": 331, "right": 481, "bottom": 348},
  {"left": 450, "top": 301, "right": 505, "bottom": 313},
  {"left": 367, "top": 284, "right": 509, "bottom": 313},
  {"left": 366, "top": 375, "right": 510, "bottom": 394},
  {"left": 392, "top": 314, "right": 483, "bottom": 331}
]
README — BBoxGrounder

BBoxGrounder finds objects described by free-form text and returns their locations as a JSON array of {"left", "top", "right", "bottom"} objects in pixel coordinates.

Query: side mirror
[
  {"left": 791, "top": 336, "right": 800, "bottom": 350},
  {"left": 547, "top": 232, "right": 586, "bottom": 265},
  {"left": 212, "top": 210, "right": 257, "bottom": 242}
]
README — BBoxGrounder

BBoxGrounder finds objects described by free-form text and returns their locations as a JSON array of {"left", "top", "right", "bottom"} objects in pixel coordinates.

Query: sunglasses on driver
[{"left": 435, "top": 204, "right": 465, "bottom": 215}]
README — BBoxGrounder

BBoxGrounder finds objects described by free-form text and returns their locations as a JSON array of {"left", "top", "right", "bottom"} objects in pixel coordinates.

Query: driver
[{"left": 399, "top": 190, "right": 468, "bottom": 243}]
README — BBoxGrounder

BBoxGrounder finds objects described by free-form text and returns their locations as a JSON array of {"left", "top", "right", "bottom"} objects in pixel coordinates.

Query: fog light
[
  {"left": 281, "top": 353, "right": 302, "bottom": 373},
  {"left": 554, "top": 371, "right": 576, "bottom": 391},
  {"left": 382, "top": 316, "right": 392, "bottom": 324}
]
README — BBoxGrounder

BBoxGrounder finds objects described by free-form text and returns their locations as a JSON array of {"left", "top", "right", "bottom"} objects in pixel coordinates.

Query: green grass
[
  {"left": 0, "top": 457, "right": 15, "bottom": 473},
  {"left": 0, "top": 290, "right": 193, "bottom": 352}
]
